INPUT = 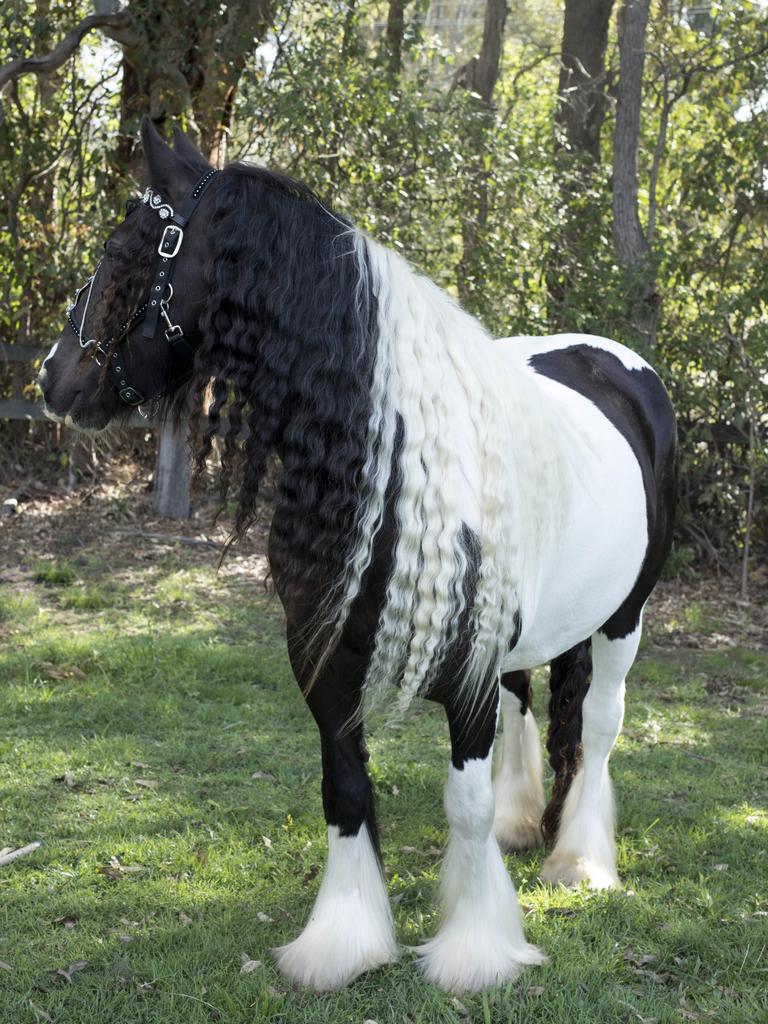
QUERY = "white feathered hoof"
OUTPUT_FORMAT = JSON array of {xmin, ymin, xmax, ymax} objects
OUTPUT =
[
  {"xmin": 274, "ymin": 920, "xmax": 397, "ymax": 991},
  {"xmin": 492, "ymin": 708, "xmax": 545, "ymax": 852},
  {"xmin": 493, "ymin": 811, "xmax": 543, "ymax": 852},
  {"xmin": 274, "ymin": 825, "xmax": 398, "ymax": 990},
  {"xmin": 415, "ymin": 927, "xmax": 546, "ymax": 994},
  {"xmin": 540, "ymin": 849, "xmax": 619, "ymax": 890}
]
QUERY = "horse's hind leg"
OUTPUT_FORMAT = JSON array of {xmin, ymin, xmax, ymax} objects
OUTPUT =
[
  {"xmin": 417, "ymin": 689, "xmax": 545, "ymax": 993},
  {"xmin": 541, "ymin": 619, "xmax": 642, "ymax": 889},
  {"xmin": 274, "ymin": 671, "xmax": 397, "ymax": 990},
  {"xmin": 493, "ymin": 670, "xmax": 545, "ymax": 851},
  {"xmin": 541, "ymin": 640, "xmax": 592, "ymax": 843}
]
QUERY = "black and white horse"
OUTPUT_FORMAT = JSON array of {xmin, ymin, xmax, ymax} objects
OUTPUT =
[{"xmin": 38, "ymin": 120, "xmax": 677, "ymax": 994}]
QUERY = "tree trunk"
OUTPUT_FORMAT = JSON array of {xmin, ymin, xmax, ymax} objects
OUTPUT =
[
  {"xmin": 382, "ymin": 0, "xmax": 409, "ymax": 76},
  {"xmin": 555, "ymin": 0, "xmax": 614, "ymax": 160},
  {"xmin": 153, "ymin": 424, "xmax": 191, "ymax": 519},
  {"xmin": 613, "ymin": 0, "xmax": 659, "ymax": 349},
  {"xmin": 547, "ymin": 0, "xmax": 614, "ymax": 330},
  {"xmin": 456, "ymin": 0, "xmax": 507, "ymax": 308},
  {"xmin": 98, "ymin": 0, "xmax": 277, "ymax": 517}
]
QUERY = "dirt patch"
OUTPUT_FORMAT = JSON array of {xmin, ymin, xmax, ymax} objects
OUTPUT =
[
  {"xmin": 2, "ymin": 458, "xmax": 766, "ymax": 655},
  {"xmin": 645, "ymin": 577, "xmax": 767, "ymax": 652},
  {"xmin": 0, "ymin": 455, "xmax": 271, "ymax": 590}
]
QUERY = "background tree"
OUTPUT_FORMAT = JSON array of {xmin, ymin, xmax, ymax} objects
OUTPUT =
[
  {"xmin": 547, "ymin": 0, "xmax": 614, "ymax": 330},
  {"xmin": 1, "ymin": 0, "xmax": 766, "ymax": 580}
]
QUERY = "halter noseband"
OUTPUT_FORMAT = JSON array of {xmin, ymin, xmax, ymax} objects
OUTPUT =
[{"xmin": 66, "ymin": 168, "xmax": 218, "ymax": 409}]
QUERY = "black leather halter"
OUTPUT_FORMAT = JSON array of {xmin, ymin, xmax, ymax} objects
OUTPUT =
[{"xmin": 66, "ymin": 168, "xmax": 218, "ymax": 408}]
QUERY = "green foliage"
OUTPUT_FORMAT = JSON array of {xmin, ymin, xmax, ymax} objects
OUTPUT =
[
  {"xmin": 1, "ymin": 0, "xmax": 766, "ymax": 566},
  {"xmin": 0, "ymin": 0, "xmax": 125, "ymax": 405}
]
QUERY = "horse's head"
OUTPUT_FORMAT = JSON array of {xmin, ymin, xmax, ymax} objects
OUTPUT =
[{"xmin": 38, "ymin": 119, "xmax": 216, "ymax": 429}]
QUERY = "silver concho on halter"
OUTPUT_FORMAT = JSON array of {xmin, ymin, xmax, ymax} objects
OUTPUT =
[{"xmin": 141, "ymin": 187, "xmax": 174, "ymax": 221}]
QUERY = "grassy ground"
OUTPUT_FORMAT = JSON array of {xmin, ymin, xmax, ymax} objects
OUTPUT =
[{"xmin": 0, "ymin": 487, "xmax": 766, "ymax": 1024}]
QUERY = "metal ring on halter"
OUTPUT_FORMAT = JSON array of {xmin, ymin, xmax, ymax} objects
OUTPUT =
[{"xmin": 76, "ymin": 262, "xmax": 102, "ymax": 348}]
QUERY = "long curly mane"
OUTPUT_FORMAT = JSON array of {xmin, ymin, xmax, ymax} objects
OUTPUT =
[{"xmin": 188, "ymin": 165, "xmax": 381, "ymax": 646}]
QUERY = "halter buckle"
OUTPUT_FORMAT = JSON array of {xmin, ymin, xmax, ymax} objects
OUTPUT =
[
  {"xmin": 118, "ymin": 385, "xmax": 145, "ymax": 405},
  {"xmin": 158, "ymin": 224, "xmax": 183, "ymax": 258}
]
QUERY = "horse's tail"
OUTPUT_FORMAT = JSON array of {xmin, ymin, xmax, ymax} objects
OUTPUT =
[{"xmin": 541, "ymin": 639, "xmax": 592, "ymax": 842}]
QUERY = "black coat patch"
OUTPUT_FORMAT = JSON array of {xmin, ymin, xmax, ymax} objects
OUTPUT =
[{"xmin": 529, "ymin": 344, "xmax": 677, "ymax": 639}]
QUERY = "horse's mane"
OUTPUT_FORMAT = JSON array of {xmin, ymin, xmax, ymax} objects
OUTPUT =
[
  {"xmin": 104, "ymin": 160, "xmax": 566, "ymax": 714},
  {"xmin": 188, "ymin": 164, "xmax": 380, "ymax": 634}
]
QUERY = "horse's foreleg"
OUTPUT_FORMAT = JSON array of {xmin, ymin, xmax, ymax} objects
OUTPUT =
[
  {"xmin": 274, "ymin": 687, "xmax": 397, "ymax": 990},
  {"xmin": 541, "ymin": 621, "xmax": 642, "ymax": 889},
  {"xmin": 416, "ymin": 689, "xmax": 545, "ymax": 993},
  {"xmin": 492, "ymin": 670, "xmax": 545, "ymax": 851}
]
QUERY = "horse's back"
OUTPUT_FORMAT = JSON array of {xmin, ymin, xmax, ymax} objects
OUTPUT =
[
  {"xmin": 502, "ymin": 332, "xmax": 676, "ymax": 482},
  {"xmin": 497, "ymin": 332, "xmax": 677, "ymax": 665}
]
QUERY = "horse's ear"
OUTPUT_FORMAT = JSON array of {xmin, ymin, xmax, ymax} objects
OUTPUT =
[
  {"xmin": 172, "ymin": 125, "xmax": 212, "ymax": 174},
  {"xmin": 140, "ymin": 116, "xmax": 201, "ymax": 196}
]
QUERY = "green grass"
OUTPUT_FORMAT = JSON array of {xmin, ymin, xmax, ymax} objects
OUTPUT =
[
  {"xmin": 1, "ymin": 550, "xmax": 766, "ymax": 1024},
  {"xmin": 32, "ymin": 560, "xmax": 77, "ymax": 586}
]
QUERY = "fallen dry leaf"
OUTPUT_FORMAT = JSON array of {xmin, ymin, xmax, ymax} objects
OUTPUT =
[
  {"xmin": 97, "ymin": 856, "xmax": 141, "ymax": 880},
  {"xmin": 29, "ymin": 1001, "xmax": 53, "ymax": 1022},
  {"xmin": 251, "ymin": 771, "xmax": 277, "ymax": 782},
  {"xmin": 54, "ymin": 960, "xmax": 89, "ymax": 983},
  {"xmin": 262, "ymin": 835, "xmax": 272, "ymax": 849},
  {"xmin": 0, "ymin": 961, "xmax": 12, "ymax": 971},
  {"xmin": 545, "ymin": 906, "xmax": 577, "ymax": 917},
  {"xmin": 134, "ymin": 778, "xmax": 159, "ymax": 790},
  {"xmin": 257, "ymin": 911, "xmax": 273, "ymax": 923},
  {"xmin": 624, "ymin": 946, "xmax": 660, "ymax": 967}
]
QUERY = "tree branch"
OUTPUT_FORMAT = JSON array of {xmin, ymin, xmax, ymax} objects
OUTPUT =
[{"xmin": 0, "ymin": 11, "xmax": 132, "ymax": 93}]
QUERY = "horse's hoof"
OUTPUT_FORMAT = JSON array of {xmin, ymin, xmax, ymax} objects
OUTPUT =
[
  {"xmin": 274, "ymin": 933, "xmax": 397, "ymax": 991},
  {"xmin": 416, "ymin": 934, "xmax": 546, "ymax": 994},
  {"xmin": 540, "ymin": 850, "xmax": 619, "ymax": 890},
  {"xmin": 493, "ymin": 815, "xmax": 543, "ymax": 852}
]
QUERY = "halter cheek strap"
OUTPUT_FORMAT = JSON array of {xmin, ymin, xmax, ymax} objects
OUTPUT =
[
  {"xmin": 140, "ymin": 168, "xmax": 218, "ymax": 346},
  {"xmin": 93, "ymin": 167, "xmax": 219, "ymax": 407}
]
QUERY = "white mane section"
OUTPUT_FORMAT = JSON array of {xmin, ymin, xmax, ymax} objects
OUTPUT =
[
  {"xmin": 352, "ymin": 235, "xmax": 566, "ymax": 715},
  {"xmin": 306, "ymin": 229, "xmax": 568, "ymax": 714}
]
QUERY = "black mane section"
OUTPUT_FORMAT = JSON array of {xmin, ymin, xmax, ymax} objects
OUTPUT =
[{"xmin": 191, "ymin": 163, "xmax": 379, "ymax": 608}]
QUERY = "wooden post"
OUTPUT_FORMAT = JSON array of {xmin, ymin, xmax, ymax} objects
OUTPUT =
[{"xmin": 153, "ymin": 422, "xmax": 191, "ymax": 518}]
